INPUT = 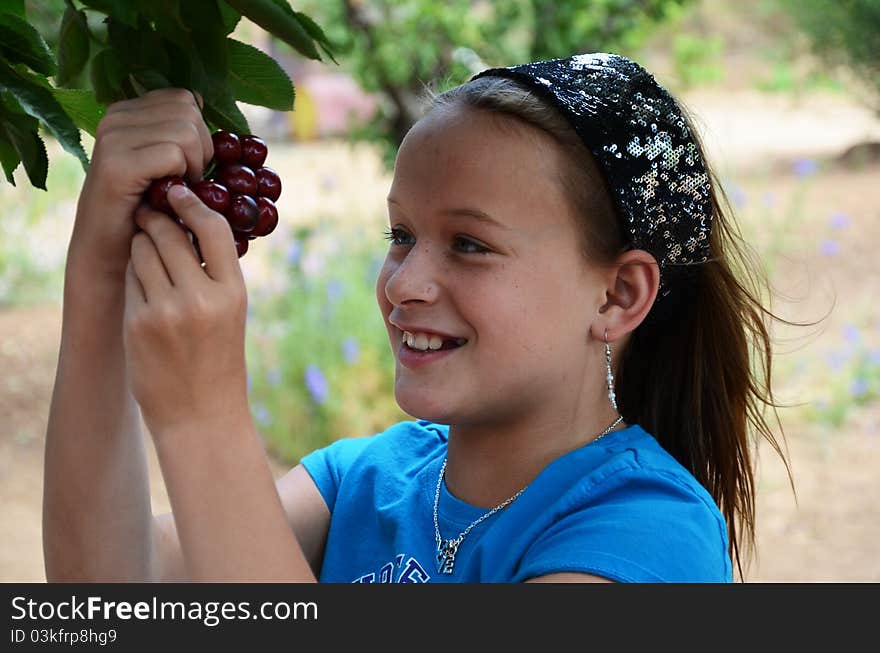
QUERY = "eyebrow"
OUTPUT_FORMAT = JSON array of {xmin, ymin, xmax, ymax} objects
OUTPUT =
[{"xmin": 387, "ymin": 198, "xmax": 511, "ymax": 231}]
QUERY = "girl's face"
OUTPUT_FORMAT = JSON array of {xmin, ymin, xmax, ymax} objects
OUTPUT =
[{"xmin": 376, "ymin": 105, "xmax": 610, "ymax": 427}]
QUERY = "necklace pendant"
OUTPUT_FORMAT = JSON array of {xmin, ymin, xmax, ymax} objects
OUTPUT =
[{"xmin": 436, "ymin": 539, "xmax": 459, "ymax": 574}]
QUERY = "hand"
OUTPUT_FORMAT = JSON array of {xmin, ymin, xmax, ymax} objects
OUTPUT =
[
  {"xmin": 123, "ymin": 184, "xmax": 249, "ymax": 439},
  {"xmin": 69, "ymin": 88, "xmax": 213, "ymax": 284}
]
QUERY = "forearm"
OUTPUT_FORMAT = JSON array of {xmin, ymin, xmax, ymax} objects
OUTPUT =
[
  {"xmin": 42, "ymin": 269, "xmax": 155, "ymax": 581},
  {"xmin": 153, "ymin": 413, "xmax": 316, "ymax": 582}
]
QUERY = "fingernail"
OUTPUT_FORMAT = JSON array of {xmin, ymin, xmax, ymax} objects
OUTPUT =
[{"xmin": 168, "ymin": 184, "xmax": 189, "ymax": 200}]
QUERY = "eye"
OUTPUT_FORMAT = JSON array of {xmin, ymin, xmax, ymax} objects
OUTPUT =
[
  {"xmin": 383, "ymin": 227, "xmax": 414, "ymax": 247},
  {"xmin": 454, "ymin": 236, "xmax": 491, "ymax": 255}
]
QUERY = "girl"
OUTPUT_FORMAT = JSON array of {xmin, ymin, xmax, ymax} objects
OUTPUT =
[{"xmin": 43, "ymin": 52, "xmax": 792, "ymax": 583}]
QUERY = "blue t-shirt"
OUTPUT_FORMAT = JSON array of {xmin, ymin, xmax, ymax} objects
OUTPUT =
[{"xmin": 300, "ymin": 420, "xmax": 733, "ymax": 583}]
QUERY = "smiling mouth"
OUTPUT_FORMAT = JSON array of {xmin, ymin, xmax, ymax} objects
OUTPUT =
[{"xmin": 400, "ymin": 330, "xmax": 467, "ymax": 352}]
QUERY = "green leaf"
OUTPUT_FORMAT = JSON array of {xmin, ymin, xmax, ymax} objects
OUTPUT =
[
  {"xmin": 130, "ymin": 69, "xmax": 172, "ymax": 93},
  {"xmin": 0, "ymin": 132, "xmax": 20, "ymax": 184},
  {"xmin": 0, "ymin": 60, "xmax": 88, "ymax": 171},
  {"xmin": 78, "ymin": 0, "xmax": 138, "ymax": 27},
  {"xmin": 0, "ymin": 111, "xmax": 48, "ymax": 189},
  {"xmin": 105, "ymin": 16, "xmax": 138, "ymax": 68},
  {"xmin": 223, "ymin": 0, "xmax": 321, "ymax": 61},
  {"xmin": 218, "ymin": 2, "xmax": 242, "ymax": 34},
  {"xmin": 161, "ymin": 39, "xmax": 197, "ymax": 91},
  {"xmin": 136, "ymin": 0, "xmax": 190, "ymax": 49},
  {"xmin": 180, "ymin": 0, "xmax": 229, "ymax": 83},
  {"xmin": 51, "ymin": 87, "xmax": 104, "ymax": 137},
  {"xmin": 90, "ymin": 47, "xmax": 127, "ymax": 104},
  {"xmin": 292, "ymin": 10, "xmax": 338, "ymax": 65},
  {"xmin": 228, "ymin": 38, "xmax": 293, "ymax": 110},
  {"xmin": 203, "ymin": 78, "xmax": 249, "ymax": 134},
  {"xmin": 0, "ymin": 13, "xmax": 57, "ymax": 76},
  {"xmin": 0, "ymin": 59, "xmax": 88, "ymax": 164},
  {"xmin": 56, "ymin": 2, "xmax": 91, "ymax": 87},
  {"xmin": 0, "ymin": 1, "xmax": 25, "ymax": 18}
]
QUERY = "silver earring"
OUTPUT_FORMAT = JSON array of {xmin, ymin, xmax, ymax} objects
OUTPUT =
[{"xmin": 604, "ymin": 330, "xmax": 618, "ymax": 412}]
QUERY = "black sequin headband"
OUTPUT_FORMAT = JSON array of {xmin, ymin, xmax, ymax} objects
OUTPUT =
[{"xmin": 471, "ymin": 53, "xmax": 713, "ymax": 317}]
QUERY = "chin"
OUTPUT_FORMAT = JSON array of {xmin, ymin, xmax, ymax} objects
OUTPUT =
[{"xmin": 394, "ymin": 385, "xmax": 457, "ymax": 425}]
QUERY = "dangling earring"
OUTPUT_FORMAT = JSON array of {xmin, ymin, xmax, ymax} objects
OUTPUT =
[{"xmin": 604, "ymin": 329, "xmax": 618, "ymax": 412}]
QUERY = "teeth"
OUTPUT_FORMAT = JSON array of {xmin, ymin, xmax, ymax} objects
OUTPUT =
[{"xmin": 402, "ymin": 330, "xmax": 461, "ymax": 351}]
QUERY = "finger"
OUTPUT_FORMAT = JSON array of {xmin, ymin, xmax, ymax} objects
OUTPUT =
[
  {"xmin": 105, "ymin": 88, "xmax": 202, "ymax": 118},
  {"xmin": 130, "ymin": 228, "xmax": 174, "ymax": 301},
  {"xmin": 125, "ymin": 258, "xmax": 146, "ymax": 307},
  {"xmin": 166, "ymin": 184, "xmax": 242, "ymax": 284},
  {"xmin": 126, "ymin": 123, "xmax": 206, "ymax": 183},
  {"xmin": 133, "ymin": 204, "xmax": 203, "ymax": 289},
  {"xmin": 98, "ymin": 105, "xmax": 213, "ymax": 171}
]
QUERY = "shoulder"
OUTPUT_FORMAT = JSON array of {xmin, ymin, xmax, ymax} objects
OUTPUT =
[
  {"xmin": 299, "ymin": 420, "xmax": 447, "ymax": 510},
  {"xmin": 302, "ymin": 419, "xmax": 447, "ymax": 469},
  {"xmin": 513, "ymin": 424, "xmax": 732, "ymax": 582},
  {"xmin": 566, "ymin": 424, "xmax": 723, "ymax": 519}
]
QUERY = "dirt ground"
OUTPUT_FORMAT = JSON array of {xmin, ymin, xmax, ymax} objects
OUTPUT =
[{"xmin": 1, "ymin": 87, "xmax": 878, "ymax": 582}]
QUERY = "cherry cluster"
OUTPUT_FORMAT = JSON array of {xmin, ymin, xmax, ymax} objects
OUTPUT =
[{"xmin": 146, "ymin": 130, "xmax": 281, "ymax": 259}]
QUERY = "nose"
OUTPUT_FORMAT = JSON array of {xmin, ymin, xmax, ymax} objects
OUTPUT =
[{"xmin": 383, "ymin": 245, "xmax": 440, "ymax": 306}]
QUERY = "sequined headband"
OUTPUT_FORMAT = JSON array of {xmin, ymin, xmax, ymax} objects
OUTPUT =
[{"xmin": 471, "ymin": 53, "xmax": 713, "ymax": 317}]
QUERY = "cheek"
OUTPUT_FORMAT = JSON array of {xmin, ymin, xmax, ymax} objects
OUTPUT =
[{"xmin": 374, "ymin": 258, "xmax": 394, "ymax": 316}]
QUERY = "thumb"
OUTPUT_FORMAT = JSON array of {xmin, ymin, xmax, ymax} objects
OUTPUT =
[{"xmin": 166, "ymin": 184, "xmax": 240, "ymax": 283}]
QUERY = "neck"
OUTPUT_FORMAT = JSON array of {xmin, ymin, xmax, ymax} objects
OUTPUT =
[{"xmin": 443, "ymin": 407, "xmax": 625, "ymax": 510}]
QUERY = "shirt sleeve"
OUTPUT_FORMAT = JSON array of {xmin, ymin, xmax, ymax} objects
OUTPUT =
[
  {"xmin": 515, "ymin": 467, "xmax": 732, "ymax": 583},
  {"xmin": 300, "ymin": 436, "xmax": 373, "ymax": 513}
]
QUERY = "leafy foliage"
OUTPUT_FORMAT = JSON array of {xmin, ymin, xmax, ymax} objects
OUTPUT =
[
  {"xmin": 0, "ymin": 0, "xmax": 336, "ymax": 190},
  {"xmin": 776, "ymin": 0, "xmax": 880, "ymax": 112},
  {"xmin": 295, "ymin": 0, "xmax": 691, "ymax": 169}
]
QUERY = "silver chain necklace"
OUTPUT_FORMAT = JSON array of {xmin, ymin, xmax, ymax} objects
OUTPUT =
[{"xmin": 432, "ymin": 415, "xmax": 624, "ymax": 575}]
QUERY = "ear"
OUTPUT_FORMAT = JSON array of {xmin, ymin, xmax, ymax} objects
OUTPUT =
[{"xmin": 591, "ymin": 249, "xmax": 659, "ymax": 342}]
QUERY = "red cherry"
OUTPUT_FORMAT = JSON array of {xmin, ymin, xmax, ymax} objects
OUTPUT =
[
  {"xmin": 251, "ymin": 197, "xmax": 279, "ymax": 237},
  {"xmin": 217, "ymin": 164, "xmax": 257, "ymax": 197},
  {"xmin": 225, "ymin": 194, "xmax": 259, "ymax": 233},
  {"xmin": 147, "ymin": 176, "xmax": 187, "ymax": 215},
  {"xmin": 255, "ymin": 166, "xmax": 282, "ymax": 201},
  {"xmin": 191, "ymin": 180, "xmax": 231, "ymax": 214},
  {"xmin": 240, "ymin": 135, "xmax": 268, "ymax": 168},
  {"xmin": 212, "ymin": 130, "xmax": 241, "ymax": 165},
  {"xmin": 235, "ymin": 238, "xmax": 249, "ymax": 258}
]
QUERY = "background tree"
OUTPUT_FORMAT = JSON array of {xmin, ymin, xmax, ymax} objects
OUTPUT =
[
  {"xmin": 293, "ymin": 0, "xmax": 693, "ymax": 169},
  {"xmin": 776, "ymin": 0, "xmax": 880, "ymax": 115}
]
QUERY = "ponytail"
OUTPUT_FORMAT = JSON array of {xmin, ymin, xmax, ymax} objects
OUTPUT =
[{"xmin": 617, "ymin": 162, "xmax": 796, "ymax": 580}]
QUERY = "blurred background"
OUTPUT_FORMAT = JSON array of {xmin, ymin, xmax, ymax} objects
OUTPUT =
[{"xmin": 1, "ymin": 0, "xmax": 878, "ymax": 582}]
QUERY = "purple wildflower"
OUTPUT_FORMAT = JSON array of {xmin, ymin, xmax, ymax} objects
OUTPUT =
[
  {"xmin": 327, "ymin": 279, "xmax": 345, "ymax": 303},
  {"xmin": 253, "ymin": 403, "xmax": 273, "ymax": 426},
  {"xmin": 820, "ymin": 240, "xmax": 840, "ymax": 257},
  {"xmin": 792, "ymin": 158, "xmax": 818, "ymax": 178},
  {"xmin": 286, "ymin": 239, "xmax": 303, "ymax": 267},
  {"xmin": 842, "ymin": 324, "xmax": 861, "ymax": 346},
  {"xmin": 304, "ymin": 364, "xmax": 329, "ymax": 405},
  {"xmin": 851, "ymin": 378, "xmax": 869, "ymax": 398},
  {"xmin": 342, "ymin": 337, "xmax": 360, "ymax": 364},
  {"xmin": 825, "ymin": 351, "xmax": 848, "ymax": 372},
  {"xmin": 829, "ymin": 212, "xmax": 851, "ymax": 230}
]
